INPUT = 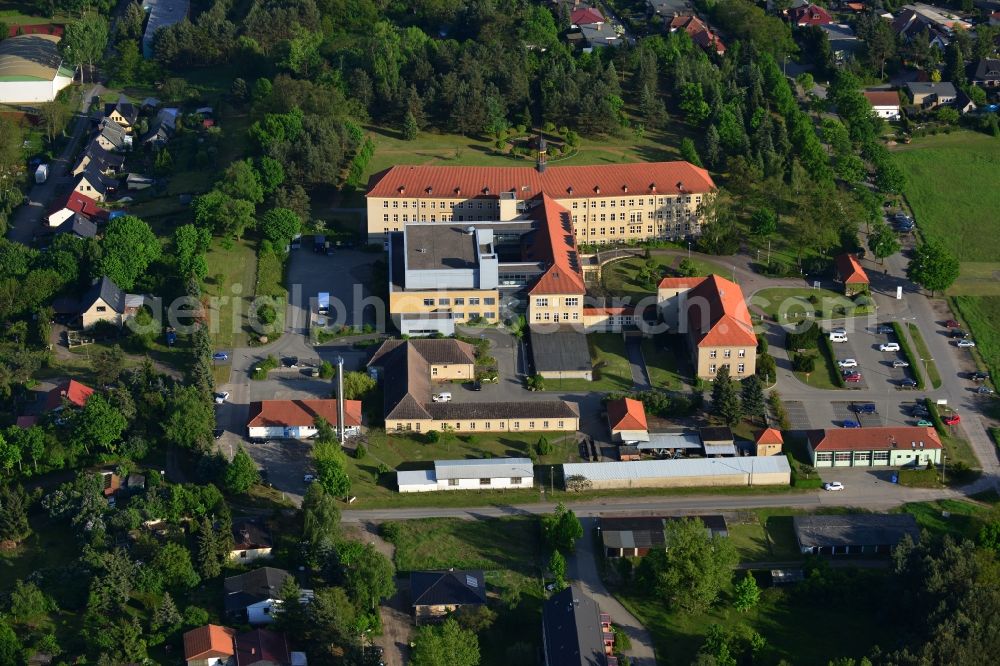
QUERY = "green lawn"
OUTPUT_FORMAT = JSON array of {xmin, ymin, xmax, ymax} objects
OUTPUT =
[
  {"xmin": 898, "ymin": 498, "xmax": 999, "ymax": 541},
  {"xmin": 893, "ymin": 131, "xmax": 1000, "ymax": 263},
  {"xmin": 361, "ymin": 124, "xmax": 695, "ymax": 184},
  {"xmin": 640, "ymin": 335, "xmax": 685, "ymax": 390},
  {"xmin": 540, "ymin": 333, "xmax": 635, "ymax": 392},
  {"xmin": 791, "ymin": 349, "xmax": 841, "ymax": 391},
  {"xmin": 953, "ymin": 295, "xmax": 1000, "ymax": 406},
  {"xmin": 751, "ymin": 287, "xmax": 871, "ymax": 322},
  {"xmin": 906, "ymin": 322, "xmax": 941, "ymax": 389},
  {"xmin": 600, "ymin": 254, "xmax": 733, "ymax": 302},
  {"xmin": 940, "ymin": 433, "xmax": 981, "ymax": 473},
  {"xmin": 203, "ymin": 239, "xmax": 258, "ymax": 353}
]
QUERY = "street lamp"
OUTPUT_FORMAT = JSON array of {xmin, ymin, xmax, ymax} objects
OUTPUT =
[{"xmin": 687, "ymin": 241, "xmax": 691, "ymax": 259}]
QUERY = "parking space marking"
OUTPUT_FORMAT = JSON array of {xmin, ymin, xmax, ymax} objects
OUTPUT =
[{"xmin": 783, "ymin": 401, "xmax": 812, "ymax": 429}]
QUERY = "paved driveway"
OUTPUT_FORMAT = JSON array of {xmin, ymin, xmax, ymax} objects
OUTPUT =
[
  {"xmin": 626, "ymin": 336, "xmax": 651, "ymax": 389},
  {"xmin": 286, "ymin": 245, "xmax": 382, "ymax": 332}
]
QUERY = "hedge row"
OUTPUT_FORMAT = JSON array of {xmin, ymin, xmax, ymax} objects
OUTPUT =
[{"xmin": 891, "ymin": 322, "xmax": 925, "ymax": 390}]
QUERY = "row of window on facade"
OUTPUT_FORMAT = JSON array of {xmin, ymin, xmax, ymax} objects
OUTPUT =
[
  {"xmin": 420, "ymin": 297, "xmax": 497, "ymax": 306},
  {"xmin": 815, "ymin": 451, "xmax": 891, "ymax": 463},
  {"xmin": 397, "ymin": 420, "xmax": 566, "ymax": 431},
  {"xmin": 535, "ymin": 311, "xmax": 579, "ymax": 322},
  {"xmin": 573, "ymin": 211, "xmax": 696, "ymax": 222},
  {"xmin": 709, "ymin": 363, "xmax": 746, "ymax": 374},
  {"xmin": 709, "ymin": 349, "xmax": 748, "ymax": 359},
  {"xmin": 449, "ymin": 477, "xmax": 525, "ymax": 486},
  {"xmin": 382, "ymin": 196, "xmax": 700, "ymax": 210},
  {"xmin": 382, "ymin": 211, "xmax": 696, "ymax": 224}
]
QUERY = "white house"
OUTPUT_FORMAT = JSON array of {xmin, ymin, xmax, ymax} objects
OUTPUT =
[
  {"xmin": 247, "ymin": 399, "xmax": 362, "ymax": 439},
  {"xmin": 0, "ymin": 34, "xmax": 73, "ymax": 104},
  {"xmin": 229, "ymin": 520, "xmax": 273, "ymax": 562},
  {"xmin": 397, "ymin": 458, "xmax": 535, "ymax": 493},
  {"xmin": 224, "ymin": 567, "xmax": 312, "ymax": 625},
  {"xmin": 863, "ymin": 90, "xmax": 902, "ymax": 120}
]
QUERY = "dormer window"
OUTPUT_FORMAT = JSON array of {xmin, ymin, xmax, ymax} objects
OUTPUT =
[
  {"xmin": 593, "ymin": 186, "xmax": 600, "ymax": 194},
  {"xmin": 622, "ymin": 185, "xmax": 628, "ymax": 193},
  {"xmin": 649, "ymin": 183, "xmax": 657, "ymax": 192},
  {"xmin": 398, "ymin": 186, "xmax": 405, "ymax": 194},
  {"xmin": 425, "ymin": 186, "xmax": 433, "ymax": 194}
]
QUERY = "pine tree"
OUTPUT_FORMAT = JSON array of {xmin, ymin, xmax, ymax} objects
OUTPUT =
[
  {"xmin": 152, "ymin": 592, "xmax": 181, "ymax": 631},
  {"xmin": 197, "ymin": 517, "xmax": 221, "ymax": 579},
  {"xmin": 711, "ymin": 365, "xmax": 743, "ymax": 427},
  {"xmin": 740, "ymin": 375, "xmax": 766, "ymax": 424},
  {"xmin": 402, "ymin": 111, "xmax": 418, "ymax": 141},
  {"xmin": 0, "ymin": 485, "xmax": 31, "ymax": 543}
]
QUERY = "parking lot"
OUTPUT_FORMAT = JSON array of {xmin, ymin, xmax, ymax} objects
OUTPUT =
[
  {"xmin": 286, "ymin": 244, "xmax": 383, "ymax": 332},
  {"xmin": 824, "ymin": 322, "xmax": 918, "ymax": 391}
]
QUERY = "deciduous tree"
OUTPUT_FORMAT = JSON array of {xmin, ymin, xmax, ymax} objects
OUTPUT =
[
  {"xmin": 223, "ymin": 445, "xmax": 260, "ymax": 494},
  {"xmin": 542, "ymin": 502, "xmax": 583, "ymax": 553},
  {"xmin": 98, "ymin": 215, "xmax": 161, "ymax": 291},
  {"xmin": 906, "ymin": 240, "xmax": 960, "ymax": 296},
  {"xmin": 411, "ymin": 618, "xmax": 480, "ymax": 666}
]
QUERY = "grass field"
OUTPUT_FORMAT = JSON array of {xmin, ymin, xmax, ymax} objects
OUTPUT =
[
  {"xmin": 953, "ymin": 295, "xmax": 1000, "ymax": 398},
  {"xmin": 640, "ymin": 335, "xmax": 685, "ymax": 390},
  {"xmin": 203, "ymin": 239, "xmax": 258, "ymax": 375},
  {"xmin": 893, "ymin": 131, "xmax": 1000, "ymax": 263},
  {"xmin": 906, "ymin": 322, "xmax": 941, "ymax": 389},
  {"xmin": 361, "ymin": 124, "xmax": 694, "ymax": 183},
  {"xmin": 899, "ymin": 497, "xmax": 999, "ymax": 541},
  {"xmin": 540, "ymin": 333, "xmax": 635, "ymax": 392},
  {"xmin": 600, "ymin": 254, "xmax": 732, "ymax": 302},
  {"xmin": 752, "ymin": 287, "xmax": 870, "ymax": 322}
]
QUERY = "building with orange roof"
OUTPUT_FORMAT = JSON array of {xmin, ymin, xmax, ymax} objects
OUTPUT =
[
  {"xmin": 182, "ymin": 624, "xmax": 236, "ymax": 666},
  {"xmin": 247, "ymin": 399, "xmax": 362, "ymax": 439},
  {"xmin": 862, "ymin": 90, "xmax": 901, "ymax": 120},
  {"xmin": 806, "ymin": 426, "xmax": 942, "ymax": 468},
  {"xmin": 755, "ymin": 428, "xmax": 784, "ymax": 456},
  {"xmin": 44, "ymin": 379, "xmax": 95, "ymax": 411},
  {"xmin": 607, "ymin": 397, "xmax": 649, "ymax": 443},
  {"xmin": 835, "ymin": 253, "xmax": 869, "ymax": 296},
  {"xmin": 656, "ymin": 274, "xmax": 757, "ymax": 380},
  {"xmin": 366, "ymin": 160, "xmax": 715, "ymax": 244}
]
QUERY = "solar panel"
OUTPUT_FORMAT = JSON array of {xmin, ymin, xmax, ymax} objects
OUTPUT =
[{"xmin": 466, "ymin": 575, "xmax": 478, "ymax": 588}]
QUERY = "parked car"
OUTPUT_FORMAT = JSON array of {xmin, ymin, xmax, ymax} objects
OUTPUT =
[
  {"xmin": 829, "ymin": 331, "xmax": 848, "ymax": 342},
  {"xmin": 282, "ymin": 356, "xmax": 299, "ymax": 368},
  {"xmin": 916, "ymin": 419, "xmax": 934, "ymax": 427},
  {"xmin": 213, "ymin": 391, "xmax": 229, "ymax": 404},
  {"xmin": 976, "ymin": 385, "xmax": 994, "ymax": 395},
  {"xmin": 943, "ymin": 319, "xmax": 960, "ymax": 328},
  {"xmin": 971, "ymin": 371, "xmax": 990, "ymax": 382},
  {"xmin": 912, "ymin": 406, "xmax": 930, "ymax": 417},
  {"xmin": 875, "ymin": 324, "xmax": 893, "ymax": 334},
  {"xmin": 838, "ymin": 358, "xmax": 859, "ymax": 368},
  {"xmin": 842, "ymin": 420, "xmax": 861, "ymax": 428},
  {"xmin": 212, "ymin": 352, "xmax": 229, "ymax": 361},
  {"xmin": 467, "ymin": 380, "xmax": 483, "ymax": 391},
  {"xmin": 845, "ymin": 373, "xmax": 863, "ymax": 383},
  {"xmin": 892, "ymin": 360, "xmax": 910, "ymax": 368},
  {"xmin": 951, "ymin": 329, "xmax": 970, "ymax": 339},
  {"xmin": 303, "ymin": 474, "xmax": 315, "ymax": 483},
  {"xmin": 943, "ymin": 414, "xmax": 962, "ymax": 426},
  {"xmin": 853, "ymin": 403, "xmax": 877, "ymax": 414},
  {"xmin": 899, "ymin": 378, "xmax": 918, "ymax": 388},
  {"xmin": 957, "ymin": 339, "xmax": 976, "ymax": 348},
  {"xmin": 432, "ymin": 392, "xmax": 452, "ymax": 402},
  {"xmin": 879, "ymin": 343, "xmax": 900, "ymax": 352},
  {"xmin": 823, "ymin": 481, "xmax": 845, "ymax": 491}
]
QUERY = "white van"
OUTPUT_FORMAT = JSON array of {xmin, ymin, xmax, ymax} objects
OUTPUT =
[
  {"xmin": 829, "ymin": 332, "xmax": 848, "ymax": 342},
  {"xmin": 432, "ymin": 392, "xmax": 452, "ymax": 403}
]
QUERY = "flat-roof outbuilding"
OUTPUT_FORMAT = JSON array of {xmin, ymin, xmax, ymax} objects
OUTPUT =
[{"xmin": 793, "ymin": 514, "xmax": 920, "ymax": 555}]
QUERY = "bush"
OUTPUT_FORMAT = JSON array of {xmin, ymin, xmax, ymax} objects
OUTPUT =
[
  {"xmin": 256, "ymin": 303, "xmax": 277, "ymax": 326},
  {"xmin": 769, "ymin": 390, "xmax": 790, "ymax": 430},
  {"xmin": 355, "ymin": 444, "xmax": 367, "ymax": 459},
  {"xmin": 792, "ymin": 353, "xmax": 816, "ymax": 373},
  {"xmin": 424, "ymin": 430, "xmax": 439, "ymax": 443},
  {"xmin": 251, "ymin": 355, "xmax": 279, "ymax": 380},
  {"xmin": 891, "ymin": 322, "xmax": 925, "ymax": 389}
]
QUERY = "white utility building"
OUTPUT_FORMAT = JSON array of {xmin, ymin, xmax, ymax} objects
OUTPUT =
[
  {"xmin": 0, "ymin": 34, "xmax": 73, "ymax": 104},
  {"xmin": 397, "ymin": 458, "xmax": 534, "ymax": 493}
]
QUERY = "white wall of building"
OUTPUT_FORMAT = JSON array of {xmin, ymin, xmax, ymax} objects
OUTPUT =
[
  {"xmin": 248, "ymin": 425, "xmax": 360, "ymax": 439},
  {"xmin": 398, "ymin": 474, "xmax": 534, "ymax": 493},
  {"xmin": 0, "ymin": 74, "xmax": 72, "ymax": 104},
  {"xmin": 247, "ymin": 598, "xmax": 278, "ymax": 625}
]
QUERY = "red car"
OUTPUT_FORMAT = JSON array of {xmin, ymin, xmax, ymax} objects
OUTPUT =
[
  {"xmin": 844, "ymin": 373, "xmax": 863, "ymax": 383},
  {"xmin": 944, "ymin": 320, "xmax": 960, "ymax": 328},
  {"xmin": 943, "ymin": 414, "xmax": 961, "ymax": 426}
]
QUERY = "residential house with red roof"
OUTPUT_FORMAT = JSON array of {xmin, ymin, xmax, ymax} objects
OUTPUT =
[
  {"xmin": 788, "ymin": 3, "xmax": 833, "ymax": 26},
  {"xmin": 44, "ymin": 379, "xmax": 94, "ymax": 411},
  {"xmin": 606, "ymin": 397, "xmax": 649, "ymax": 443},
  {"xmin": 755, "ymin": 428, "xmax": 784, "ymax": 456},
  {"xmin": 669, "ymin": 15, "xmax": 726, "ymax": 55},
  {"xmin": 182, "ymin": 624, "xmax": 236, "ymax": 666},
  {"xmin": 806, "ymin": 426, "xmax": 942, "ymax": 467},
  {"xmin": 835, "ymin": 253, "xmax": 869, "ymax": 296},
  {"xmin": 656, "ymin": 274, "xmax": 757, "ymax": 380},
  {"xmin": 863, "ymin": 90, "xmax": 901, "ymax": 120},
  {"xmin": 247, "ymin": 399, "xmax": 362, "ymax": 439},
  {"xmin": 47, "ymin": 190, "xmax": 106, "ymax": 227},
  {"xmin": 571, "ymin": 7, "xmax": 605, "ymax": 26}
]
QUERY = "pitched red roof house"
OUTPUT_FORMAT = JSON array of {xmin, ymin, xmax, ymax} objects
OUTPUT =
[
  {"xmin": 863, "ymin": 90, "xmax": 901, "ymax": 108},
  {"xmin": 669, "ymin": 15, "xmax": 726, "ymax": 55},
  {"xmin": 607, "ymin": 398, "xmax": 648, "ymax": 433},
  {"xmin": 183, "ymin": 624, "xmax": 236, "ymax": 663},
  {"xmin": 235, "ymin": 629, "xmax": 290, "ymax": 666},
  {"xmin": 658, "ymin": 276, "xmax": 707, "ymax": 290},
  {"xmin": 788, "ymin": 3, "xmax": 833, "ymax": 26},
  {"xmin": 44, "ymin": 379, "xmax": 95, "ymax": 411},
  {"xmin": 571, "ymin": 7, "xmax": 605, "ymax": 26},
  {"xmin": 807, "ymin": 427, "xmax": 942, "ymax": 452},
  {"xmin": 685, "ymin": 275, "xmax": 757, "ymax": 348},
  {"xmin": 527, "ymin": 194, "xmax": 586, "ymax": 296},
  {"xmin": 366, "ymin": 162, "xmax": 716, "ymax": 201},
  {"xmin": 836, "ymin": 253, "xmax": 869, "ymax": 285},
  {"xmin": 247, "ymin": 399, "xmax": 362, "ymax": 429},
  {"xmin": 756, "ymin": 428, "xmax": 784, "ymax": 446},
  {"xmin": 48, "ymin": 190, "xmax": 107, "ymax": 221}
]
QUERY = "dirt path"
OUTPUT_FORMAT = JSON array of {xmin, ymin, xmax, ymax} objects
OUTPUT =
[{"xmin": 358, "ymin": 521, "xmax": 412, "ymax": 666}]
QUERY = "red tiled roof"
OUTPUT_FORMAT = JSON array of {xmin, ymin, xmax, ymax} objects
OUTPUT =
[
  {"xmin": 7, "ymin": 24, "xmax": 63, "ymax": 37},
  {"xmin": 607, "ymin": 398, "xmax": 648, "ymax": 432},
  {"xmin": 836, "ymin": 253, "xmax": 869, "ymax": 284},
  {"xmin": 571, "ymin": 7, "xmax": 605, "ymax": 25},
  {"xmin": 686, "ymin": 274, "xmax": 757, "ymax": 348},
  {"xmin": 755, "ymin": 428, "xmax": 784, "ymax": 445},
  {"xmin": 183, "ymin": 624, "xmax": 236, "ymax": 661},
  {"xmin": 863, "ymin": 90, "xmax": 900, "ymax": 107},
  {"xmin": 235, "ymin": 629, "xmax": 289, "ymax": 666},
  {"xmin": 45, "ymin": 379, "xmax": 94, "ymax": 411},
  {"xmin": 789, "ymin": 4, "xmax": 833, "ymax": 25},
  {"xmin": 527, "ymin": 194, "xmax": 586, "ymax": 296},
  {"xmin": 808, "ymin": 427, "xmax": 942, "ymax": 452},
  {"xmin": 247, "ymin": 399, "xmax": 362, "ymax": 428},
  {"xmin": 845, "ymin": 2, "xmax": 866, "ymax": 11},
  {"xmin": 658, "ymin": 276, "xmax": 707, "ymax": 290},
  {"xmin": 366, "ymin": 162, "xmax": 715, "ymax": 201},
  {"xmin": 49, "ymin": 191, "xmax": 106, "ymax": 218},
  {"xmin": 670, "ymin": 16, "xmax": 726, "ymax": 54}
]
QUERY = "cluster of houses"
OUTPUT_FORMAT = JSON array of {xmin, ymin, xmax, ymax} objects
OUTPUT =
[{"xmin": 558, "ymin": 0, "xmax": 725, "ymax": 55}]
